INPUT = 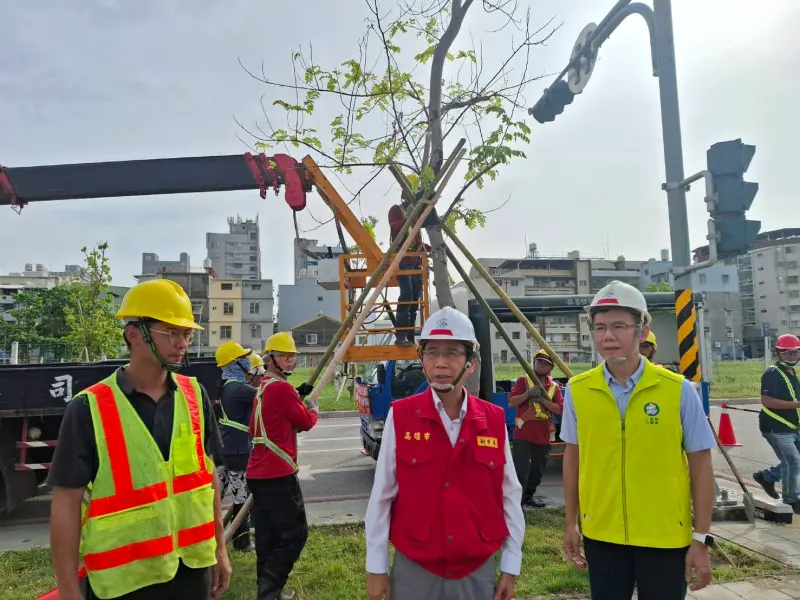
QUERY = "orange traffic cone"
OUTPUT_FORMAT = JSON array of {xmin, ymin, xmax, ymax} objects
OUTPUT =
[{"xmin": 718, "ymin": 408, "xmax": 742, "ymax": 447}]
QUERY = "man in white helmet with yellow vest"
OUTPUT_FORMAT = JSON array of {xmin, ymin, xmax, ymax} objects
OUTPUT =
[
  {"xmin": 247, "ymin": 332, "xmax": 319, "ymax": 600},
  {"xmin": 365, "ymin": 306, "xmax": 525, "ymax": 600},
  {"xmin": 48, "ymin": 279, "xmax": 231, "ymax": 600},
  {"xmin": 560, "ymin": 280, "xmax": 716, "ymax": 600}
]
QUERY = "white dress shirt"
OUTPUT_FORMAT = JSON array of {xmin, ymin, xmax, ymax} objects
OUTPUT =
[{"xmin": 364, "ymin": 388, "xmax": 525, "ymax": 576}]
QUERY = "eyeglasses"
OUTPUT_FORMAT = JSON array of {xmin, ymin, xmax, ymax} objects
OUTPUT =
[
  {"xmin": 590, "ymin": 323, "xmax": 638, "ymax": 336},
  {"xmin": 149, "ymin": 328, "xmax": 194, "ymax": 344},
  {"xmin": 421, "ymin": 348, "xmax": 467, "ymax": 360}
]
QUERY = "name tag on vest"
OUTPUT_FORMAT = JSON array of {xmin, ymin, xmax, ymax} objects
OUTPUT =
[{"xmin": 477, "ymin": 436, "xmax": 498, "ymax": 448}]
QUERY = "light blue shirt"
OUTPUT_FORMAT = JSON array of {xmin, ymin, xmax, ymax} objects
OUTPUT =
[{"xmin": 559, "ymin": 357, "xmax": 716, "ymax": 453}]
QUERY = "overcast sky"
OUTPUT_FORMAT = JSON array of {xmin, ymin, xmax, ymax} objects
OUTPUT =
[{"xmin": 1, "ymin": 0, "xmax": 797, "ymax": 292}]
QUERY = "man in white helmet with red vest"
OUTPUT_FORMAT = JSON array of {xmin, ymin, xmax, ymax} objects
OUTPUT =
[
  {"xmin": 365, "ymin": 306, "xmax": 525, "ymax": 600},
  {"xmin": 560, "ymin": 280, "xmax": 716, "ymax": 600}
]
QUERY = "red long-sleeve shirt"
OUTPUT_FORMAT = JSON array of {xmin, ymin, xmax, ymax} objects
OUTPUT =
[
  {"xmin": 388, "ymin": 203, "xmax": 425, "ymax": 267},
  {"xmin": 246, "ymin": 378, "xmax": 318, "ymax": 479}
]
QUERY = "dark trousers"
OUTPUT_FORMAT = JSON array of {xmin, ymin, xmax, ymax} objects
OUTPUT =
[
  {"xmin": 397, "ymin": 264, "xmax": 422, "ymax": 341},
  {"xmin": 512, "ymin": 440, "xmax": 549, "ymax": 500},
  {"xmin": 584, "ymin": 537, "xmax": 688, "ymax": 600},
  {"xmin": 86, "ymin": 563, "xmax": 210, "ymax": 599},
  {"xmin": 248, "ymin": 474, "xmax": 309, "ymax": 588}
]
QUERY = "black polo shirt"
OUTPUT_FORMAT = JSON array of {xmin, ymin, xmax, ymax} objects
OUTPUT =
[
  {"xmin": 759, "ymin": 364, "xmax": 800, "ymax": 434},
  {"xmin": 48, "ymin": 368, "xmax": 222, "ymax": 489}
]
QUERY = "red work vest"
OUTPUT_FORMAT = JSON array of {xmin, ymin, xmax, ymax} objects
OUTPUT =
[{"xmin": 388, "ymin": 389, "xmax": 510, "ymax": 579}]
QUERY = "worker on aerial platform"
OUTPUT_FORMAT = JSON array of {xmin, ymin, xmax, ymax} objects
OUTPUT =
[
  {"xmin": 388, "ymin": 173, "xmax": 431, "ymax": 347},
  {"xmin": 248, "ymin": 332, "xmax": 318, "ymax": 600},
  {"xmin": 49, "ymin": 279, "xmax": 230, "ymax": 600},
  {"xmin": 365, "ymin": 306, "xmax": 525, "ymax": 600},
  {"xmin": 561, "ymin": 280, "xmax": 716, "ymax": 600}
]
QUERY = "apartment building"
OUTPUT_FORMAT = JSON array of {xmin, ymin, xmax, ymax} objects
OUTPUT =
[
  {"xmin": 294, "ymin": 237, "xmax": 346, "ymax": 283},
  {"xmin": 640, "ymin": 250, "xmax": 743, "ymax": 359},
  {"xmin": 735, "ymin": 228, "xmax": 800, "ymax": 355},
  {"xmin": 141, "ymin": 252, "xmax": 190, "ymax": 275},
  {"xmin": 208, "ymin": 278, "xmax": 274, "ymax": 351},
  {"xmin": 206, "ymin": 215, "xmax": 261, "ymax": 280}
]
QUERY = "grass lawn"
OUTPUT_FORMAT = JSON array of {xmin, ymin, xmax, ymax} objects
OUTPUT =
[
  {"xmin": 2, "ymin": 509, "xmax": 791, "ymax": 600},
  {"xmin": 298, "ymin": 359, "xmax": 764, "ymax": 413}
]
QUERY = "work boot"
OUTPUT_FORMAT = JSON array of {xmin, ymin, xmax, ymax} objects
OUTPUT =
[
  {"xmin": 257, "ymin": 577, "xmax": 284, "ymax": 600},
  {"xmin": 395, "ymin": 312, "xmax": 412, "ymax": 346},
  {"xmin": 522, "ymin": 496, "xmax": 547, "ymax": 509},
  {"xmin": 791, "ymin": 501, "xmax": 800, "ymax": 515},
  {"xmin": 753, "ymin": 472, "xmax": 780, "ymax": 500}
]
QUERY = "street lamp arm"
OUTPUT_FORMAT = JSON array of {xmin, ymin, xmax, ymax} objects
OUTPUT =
[{"xmin": 591, "ymin": 3, "xmax": 659, "ymax": 76}]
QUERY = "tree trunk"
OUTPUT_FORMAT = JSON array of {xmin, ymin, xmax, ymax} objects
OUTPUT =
[{"xmin": 427, "ymin": 225, "xmax": 454, "ymax": 308}]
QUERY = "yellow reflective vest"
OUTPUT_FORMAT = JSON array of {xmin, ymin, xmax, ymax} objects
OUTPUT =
[
  {"xmin": 79, "ymin": 371, "xmax": 217, "ymax": 599},
  {"xmin": 570, "ymin": 360, "xmax": 692, "ymax": 549},
  {"xmin": 525, "ymin": 376, "xmax": 558, "ymax": 419}
]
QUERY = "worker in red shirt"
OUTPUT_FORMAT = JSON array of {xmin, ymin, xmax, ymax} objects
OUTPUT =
[
  {"xmin": 508, "ymin": 349, "xmax": 564, "ymax": 508},
  {"xmin": 247, "ymin": 332, "xmax": 318, "ymax": 600},
  {"xmin": 388, "ymin": 174, "xmax": 430, "ymax": 346},
  {"xmin": 365, "ymin": 307, "xmax": 525, "ymax": 600}
]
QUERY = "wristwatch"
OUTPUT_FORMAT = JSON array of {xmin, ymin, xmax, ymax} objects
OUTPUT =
[{"xmin": 692, "ymin": 532, "xmax": 715, "ymax": 547}]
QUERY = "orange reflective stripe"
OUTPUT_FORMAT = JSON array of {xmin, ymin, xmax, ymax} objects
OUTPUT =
[
  {"xmin": 177, "ymin": 521, "xmax": 216, "ymax": 548},
  {"xmin": 83, "ymin": 535, "xmax": 174, "ymax": 571},
  {"xmin": 86, "ymin": 383, "xmax": 169, "ymax": 518},
  {"xmin": 172, "ymin": 375, "xmax": 213, "ymax": 493}
]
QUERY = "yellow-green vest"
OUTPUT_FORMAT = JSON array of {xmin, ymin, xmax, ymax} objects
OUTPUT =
[
  {"xmin": 571, "ymin": 361, "xmax": 692, "ymax": 549},
  {"xmin": 760, "ymin": 365, "xmax": 799, "ymax": 429},
  {"xmin": 79, "ymin": 371, "xmax": 217, "ymax": 599}
]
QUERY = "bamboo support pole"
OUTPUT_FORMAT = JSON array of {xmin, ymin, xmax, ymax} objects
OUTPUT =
[{"xmin": 441, "ymin": 222, "xmax": 575, "ymax": 379}]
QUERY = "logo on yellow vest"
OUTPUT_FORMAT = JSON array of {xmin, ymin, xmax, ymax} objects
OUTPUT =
[
  {"xmin": 644, "ymin": 402, "xmax": 660, "ymax": 425},
  {"xmin": 477, "ymin": 436, "xmax": 499, "ymax": 448}
]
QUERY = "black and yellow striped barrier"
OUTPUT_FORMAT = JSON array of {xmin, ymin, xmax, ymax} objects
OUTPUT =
[{"xmin": 675, "ymin": 288, "xmax": 701, "ymax": 382}]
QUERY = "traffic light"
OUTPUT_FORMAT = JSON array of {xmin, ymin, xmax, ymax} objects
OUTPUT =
[
  {"xmin": 706, "ymin": 138, "xmax": 761, "ymax": 257},
  {"xmin": 529, "ymin": 81, "xmax": 575, "ymax": 124}
]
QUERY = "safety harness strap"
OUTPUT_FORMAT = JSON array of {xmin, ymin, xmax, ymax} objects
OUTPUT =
[
  {"xmin": 252, "ymin": 378, "xmax": 299, "ymax": 472},
  {"xmin": 762, "ymin": 366, "xmax": 800, "ymax": 430}
]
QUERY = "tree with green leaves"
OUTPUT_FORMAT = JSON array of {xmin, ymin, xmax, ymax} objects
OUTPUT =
[
  {"xmin": 242, "ymin": 0, "xmax": 557, "ymax": 308},
  {"xmin": 63, "ymin": 242, "xmax": 123, "ymax": 361},
  {"xmin": 645, "ymin": 281, "xmax": 673, "ymax": 292}
]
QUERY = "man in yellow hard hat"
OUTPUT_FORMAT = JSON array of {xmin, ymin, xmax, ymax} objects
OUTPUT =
[
  {"xmin": 508, "ymin": 349, "xmax": 564, "ymax": 508},
  {"xmin": 49, "ymin": 279, "xmax": 231, "ymax": 600},
  {"xmin": 639, "ymin": 331, "xmax": 658, "ymax": 363},
  {"xmin": 247, "ymin": 332, "xmax": 319, "ymax": 600},
  {"xmin": 561, "ymin": 281, "xmax": 715, "ymax": 599},
  {"xmin": 214, "ymin": 341, "xmax": 260, "ymax": 553}
]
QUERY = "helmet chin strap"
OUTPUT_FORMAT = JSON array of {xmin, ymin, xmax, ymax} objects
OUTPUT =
[
  {"xmin": 138, "ymin": 323, "xmax": 187, "ymax": 373},
  {"xmin": 268, "ymin": 352, "xmax": 293, "ymax": 378},
  {"xmin": 423, "ymin": 360, "xmax": 471, "ymax": 394}
]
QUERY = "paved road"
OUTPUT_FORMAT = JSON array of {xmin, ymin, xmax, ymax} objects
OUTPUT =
[{"xmin": 0, "ymin": 416, "xmax": 374, "ymax": 551}]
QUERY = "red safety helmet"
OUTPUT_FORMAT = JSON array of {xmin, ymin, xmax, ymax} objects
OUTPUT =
[{"xmin": 775, "ymin": 334, "xmax": 800, "ymax": 352}]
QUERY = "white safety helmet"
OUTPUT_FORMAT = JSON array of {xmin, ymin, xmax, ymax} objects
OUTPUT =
[
  {"xmin": 585, "ymin": 280, "xmax": 652, "ymax": 325},
  {"xmin": 418, "ymin": 306, "xmax": 479, "ymax": 352}
]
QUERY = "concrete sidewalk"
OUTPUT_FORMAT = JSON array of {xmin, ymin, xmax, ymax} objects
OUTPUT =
[{"xmin": 685, "ymin": 575, "xmax": 800, "ymax": 599}]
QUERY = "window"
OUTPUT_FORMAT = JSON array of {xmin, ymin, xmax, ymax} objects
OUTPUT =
[
  {"xmin": 787, "ymin": 246, "xmax": 796, "ymax": 254},
  {"xmin": 579, "ymin": 280, "xmax": 587, "ymax": 286},
  {"xmin": 789, "ymin": 276, "xmax": 800, "ymax": 285},
  {"xmin": 250, "ymin": 233, "xmax": 258, "ymax": 241},
  {"xmin": 250, "ymin": 255, "xmax": 257, "ymax": 261},
  {"xmin": 191, "ymin": 301, "xmax": 203, "ymax": 313},
  {"xmin": 233, "ymin": 262, "xmax": 243, "ymax": 269},
  {"xmin": 233, "ymin": 253, "xmax": 243, "ymax": 259},
  {"xmin": 790, "ymin": 290, "xmax": 799, "ymax": 299},
  {"xmin": 500, "ymin": 350, "xmax": 508, "ymax": 363},
  {"xmin": 722, "ymin": 274, "xmax": 729, "ymax": 284},
  {"xmin": 582, "ymin": 335, "xmax": 589, "ymax": 341},
  {"xmin": 221, "ymin": 283, "xmax": 233, "ymax": 291},
  {"xmin": 223, "ymin": 302, "xmax": 234, "ymax": 315},
  {"xmin": 306, "ymin": 334, "xmax": 318, "ymax": 345},
  {"xmin": 250, "ymin": 245, "xmax": 258, "ymax": 251},
  {"xmin": 250, "ymin": 324, "xmax": 262, "ymax": 337},
  {"xmin": 250, "ymin": 302, "xmax": 260, "ymax": 314},
  {"xmin": 789, "ymin": 261, "xmax": 798, "ymax": 269},
  {"xmin": 510, "ymin": 280, "xmax": 519, "ymax": 287},
  {"xmin": 704, "ymin": 327, "xmax": 710, "ymax": 335},
  {"xmin": 251, "ymin": 284, "xmax": 262, "ymax": 291},
  {"xmin": 512, "ymin": 331, "xmax": 521, "ymax": 340},
  {"xmin": 220, "ymin": 326, "xmax": 232, "ymax": 339},
  {"xmin": 318, "ymin": 296, "xmax": 324, "ymax": 302},
  {"xmin": 250, "ymin": 266, "xmax": 257, "ymax": 272},
  {"xmin": 495, "ymin": 331, "xmax": 502, "ymax": 340},
  {"xmin": 726, "ymin": 327, "xmax": 733, "ymax": 337}
]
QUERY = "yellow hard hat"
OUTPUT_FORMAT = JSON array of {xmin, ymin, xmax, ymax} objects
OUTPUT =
[
  {"xmin": 534, "ymin": 349, "xmax": 553, "ymax": 364},
  {"xmin": 116, "ymin": 279, "xmax": 202, "ymax": 330},
  {"xmin": 645, "ymin": 331, "xmax": 658, "ymax": 351},
  {"xmin": 215, "ymin": 341, "xmax": 252, "ymax": 367},
  {"xmin": 249, "ymin": 353, "xmax": 264, "ymax": 369},
  {"xmin": 264, "ymin": 332, "xmax": 297, "ymax": 354}
]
